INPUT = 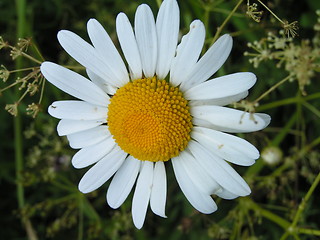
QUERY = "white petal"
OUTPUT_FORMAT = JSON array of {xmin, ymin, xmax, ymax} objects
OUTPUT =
[
  {"xmin": 57, "ymin": 119, "xmax": 105, "ymax": 136},
  {"xmin": 185, "ymin": 72, "xmax": 256, "ymax": 100},
  {"xmin": 134, "ymin": 4, "xmax": 157, "ymax": 78},
  {"xmin": 170, "ymin": 20, "xmax": 205, "ymax": 87},
  {"xmin": 192, "ymin": 117, "xmax": 214, "ymax": 129},
  {"xmin": 216, "ymin": 188, "xmax": 239, "ymax": 200},
  {"xmin": 107, "ymin": 156, "xmax": 141, "ymax": 209},
  {"xmin": 41, "ymin": 62, "xmax": 109, "ymax": 106},
  {"xmin": 67, "ymin": 125, "xmax": 110, "ymax": 149},
  {"xmin": 177, "ymin": 151, "xmax": 220, "ymax": 194},
  {"xmin": 189, "ymin": 91, "xmax": 248, "ymax": 107},
  {"xmin": 78, "ymin": 146, "xmax": 127, "ymax": 193},
  {"xmin": 71, "ymin": 137, "xmax": 116, "ymax": 169},
  {"xmin": 192, "ymin": 126, "xmax": 259, "ymax": 166},
  {"xmin": 116, "ymin": 13, "xmax": 142, "ymax": 80},
  {"xmin": 150, "ymin": 161, "xmax": 167, "ymax": 218},
  {"xmin": 172, "ymin": 155, "xmax": 217, "ymax": 214},
  {"xmin": 87, "ymin": 19, "xmax": 129, "ymax": 86},
  {"xmin": 256, "ymin": 113, "xmax": 272, "ymax": 126},
  {"xmin": 48, "ymin": 100, "xmax": 108, "ymax": 120},
  {"xmin": 156, "ymin": 0, "xmax": 179, "ymax": 79},
  {"xmin": 188, "ymin": 140, "xmax": 251, "ymax": 196},
  {"xmin": 180, "ymin": 34, "xmax": 233, "ymax": 91},
  {"xmin": 86, "ymin": 69, "xmax": 118, "ymax": 95},
  {"xmin": 191, "ymin": 105, "xmax": 271, "ymax": 133},
  {"xmin": 132, "ymin": 161, "xmax": 154, "ymax": 229},
  {"xmin": 57, "ymin": 30, "xmax": 122, "ymax": 87}
]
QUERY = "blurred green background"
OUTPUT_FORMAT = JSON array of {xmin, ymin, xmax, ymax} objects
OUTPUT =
[{"xmin": 0, "ymin": 0, "xmax": 320, "ymax": 239}]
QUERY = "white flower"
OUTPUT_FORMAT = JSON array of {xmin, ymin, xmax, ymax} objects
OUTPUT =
[{"xmin": 41, "ymin": 0, "xmax": 270, "ymax": 229}]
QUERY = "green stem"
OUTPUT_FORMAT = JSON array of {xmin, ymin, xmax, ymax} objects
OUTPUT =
[
  {"xmin": 280, "ymin": 172, "xmax": 320, "ymax": 239},
  {"xmin": 15, "ymin": 1, "xmax": 38, "ymax": 239},
  {"xmin": 308, "ymin": 136, "xmax": 320, "ymax": 150},
  {"xmin": 269, "ymin": 162, "xmax": 291, "ymax": 178},
  {"xmin": 302, "ymin": 101, "xmax": 320, "ymax": 119},
  {"xmin": 0, "ymin": 80, "xmax": 21, "ymax": 92},
  {"xmin": 17, "ymin": 88, "xmax": 30, "ymax": 104},
  {"xmin": 15, "ymin": 0, "xmax": 25, "ymax": 214},
  {"xmin": 254, "ymin": 75, "xmax": 291, "ymax": 104},
  {"xmin": 246, "ymin": 199, "xmax": 291, "ymax": 229},
  {"xmin": 280, "ymin": 232, "xmax": 290, "ymax": 240},
  {"xmin": 9, "ymin": 45, "xmax": 42, "ymax": 64},
  {"xmin": 305, "ymin": 92, "xmax": 320, "ymax": 101},
  {"xmin": 155, "ymin": 0, "xmax": 161, "ymax": 8},
  {"xmin": 38, "ymin": 77, "xmax": 46, "ymax": 104},
  {"xmin": 31, "ymin": 42, "xmax": 45, "ymax": 62},
  {"xmin": 20, "ymin": 51, "xmax": 42, "ymax": 64},
  {"xmin": 203, "ymin": 6, "xmax": 210, "ymax": 33},
  {"xmin": 257, "ymin": 97, "xmax": 297, "ymax": 111},
  {"xmin": 272, "ymin": 112, "xmax": 297, "ymax": 146},
  {"xmin": 14, "ymin": 105, "xmax": 24, "ymax": 204},
  {"xmin": 256, "ymin": 0, "xmax": 285, "ymax": 24},
  {"xmin": 257, "ymin": 92, "xmax": 320, "ymax": 111},
  {"xmin": 61, "ymin": 65, "xmax": 86, "ymax": 70},
  {"xmin": 297, "ymin": 228, "xmax": 320, "ymax": 236},
  {"xmin": 291, "ymin": 172, "xmax": 320, "ymax": 228},
  {"xmin": 212, "ymin": 0, "xmax": 244, "ymax": 43},
  {"xmin": 245, "ymin": 112, "xmax": 297, "ymax": 177},
  {"xmin": 9, "ymin": 67, "xmax": 37, "ymax": 73}
]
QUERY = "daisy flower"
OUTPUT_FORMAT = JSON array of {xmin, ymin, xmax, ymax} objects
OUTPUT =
[{"xmin": 41, "ymin": 0, "xmax": 270, "ymax": 229}]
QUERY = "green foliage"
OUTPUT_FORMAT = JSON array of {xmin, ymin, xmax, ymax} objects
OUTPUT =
[{"xmin": 0, "ymin": 0, "xmax": 320, "ymax": 239}]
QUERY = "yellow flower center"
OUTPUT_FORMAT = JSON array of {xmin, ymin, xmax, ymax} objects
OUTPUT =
[{"xmin": 107, "ymin": 77, "xmax": 192, "ymax": 162}]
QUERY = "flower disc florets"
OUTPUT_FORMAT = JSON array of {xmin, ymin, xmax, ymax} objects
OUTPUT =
[{"xmin": 108, "ymin": 77, "xmax": 192, "ymax": 162}]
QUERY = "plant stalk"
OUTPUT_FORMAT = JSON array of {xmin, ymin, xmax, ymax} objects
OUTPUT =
[{"xmin": 15, "ymin": 0, "xmax": 38, "ymax": 239}]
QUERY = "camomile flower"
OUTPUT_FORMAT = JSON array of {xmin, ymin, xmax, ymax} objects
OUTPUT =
[{"xmin": 41, "ymin": 0, "xmax": 270, "ymax": 229}]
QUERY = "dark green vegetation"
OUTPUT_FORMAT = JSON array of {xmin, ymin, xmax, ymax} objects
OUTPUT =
[{"xmin": 0, "ymin": 0, "xmax": 319, "ymax": 239}]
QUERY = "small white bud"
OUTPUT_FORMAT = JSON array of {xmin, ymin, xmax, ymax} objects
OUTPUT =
[{"xmin": 261, "ymin": 146, "xmax": 283, "ymax": 165}]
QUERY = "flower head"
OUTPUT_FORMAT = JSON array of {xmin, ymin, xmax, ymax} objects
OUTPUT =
[
  {"xmin": 246, "ymin": 2, "xmax": 263, "ymax": 23},
  {"xmin": 0, "ymin": 65, "xmax": 10, "ymax": 82},
  {"xmin": 41, "ymin": 0, "xmax": 270, "ymax": 229}
]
